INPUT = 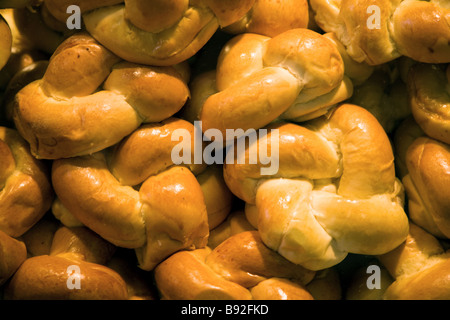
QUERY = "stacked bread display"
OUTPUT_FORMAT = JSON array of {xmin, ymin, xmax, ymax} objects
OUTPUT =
[{"xmin": 0, "ymin": 0, "xmax": 449, "ymax": 300}]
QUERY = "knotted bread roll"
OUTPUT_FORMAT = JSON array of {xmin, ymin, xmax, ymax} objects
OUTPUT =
[
  {"xmin": 43, "ymin": 0, "xmax": 310, "ymax": 66},
  {"xmin": 13, "ymin": 33, "xmax": 190, "ymax": 159},
  {"xmin": 185, "ymin": 28, "xmax": 353, "ymax": 140},
  {"xmin": 4, "ymin": 225, "xmax": 130, "ymax": 300},
  {"xmin": 155, "ymin": 231, "xmax": 323, "ymax": 300},
  {"xmin": 407, "ymin": 63, "xmax": 450, "ymax": 146},
  {"xmin": 0, "ymin": 126, "xmax": 53, "ymax": 238},
  {"xmin": 52, "ymin": 118, "xmax": 233, "ymax": 271},
  {"xmin": 309, "ymin": 0, "xmax": 450, "ymax": 65},
  {"xmin": 224, "ymin": 103, "xmax": 409, "ymax": 270},
  {"xmin": 394, "ymin": 117, "xmax": 450, "ymax": 240},
  {"xmin": 378, "ymin": 222, "xmax": 450, "ymax": 300}
]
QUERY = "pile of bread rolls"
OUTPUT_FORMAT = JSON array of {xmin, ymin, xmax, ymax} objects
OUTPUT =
[{"xmin": 0, "ymin": 0, "xmax": 449, "ymax": 300}]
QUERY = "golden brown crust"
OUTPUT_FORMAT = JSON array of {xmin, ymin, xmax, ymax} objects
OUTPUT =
[
  {"xmin": 250, "ymin": 278, "xmax": 314, "ymax": 300},
  {"xmin": 205, "ymin": 231, "xmax": 316, "ymax": 288},
  {"xmin": 154, "ymin": 248, "xmax": 253, "ymax": 300},
  {"xmin": 13, "ymin": 34, "xmax": 190, "ymax": 159},
  {"xmin": 407, "ymin": 63, "xmax": 450, "ymax": 145},
  {"xmin": 4, "ymin": 255, "xmax": 128, "ymax": 300},
  {"xmin": 224, "ymin": 104, "xmax": 408, "ymax": 270},
  {"xmin": 4, "ymin": 224, "xmax": 131, "ymax": 300},
  {"xmin": 223, "ymin": 0, "xmax": 309, "ymax": 37},
  {"xmin": 136, "ymin": 166, "xmax": 209, "ymax": 270},
  {"xmin": 154, "ymin": 231, "xmax": 319, "ymax": 300},
  {"xmin": 52, "ymin": 119, "xmax": 211, "ymax": 271},
  {"xmin": 403, "ymin": 137, "xmax": 450, "ymax": 239},
  {"xmin": 0, "ymin": 126, "xmax": 53, "ymax": 237},
  {"xmin": 378, "ymin": 223, "xmax": 450, "ymax": 300},
  {"xmin": 83, "ymin": 3, "xmax": 219, "ymax": 66},
  {"xmin": 49, "ymin": 226, "xmax": 116, "ymax": 265},
  {"xmin": 195, "ymin": 28, "xmax": 350, "ymax": 139},
  {"xmin": 310, "ymin": 0, "xmax": 450, "ymax": 65},
  {"xmin": 195, "ymin": 165, "xmax": 234, "ymax": 230}
]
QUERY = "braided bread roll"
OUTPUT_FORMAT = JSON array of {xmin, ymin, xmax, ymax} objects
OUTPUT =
[
  {"xmin": 0, "ymin": 126, "xmax": 53, "ymax": 238},
  {"xmin": 378, "ymin": 222, "xmax": 450, "ymax": 300},
  {"xmin": 4, "ymin": 225, "xmax": 130, "ymax": 300},
  {"xmin": 13, "ymin": 33, "xmax": 190, "ymax": 159},
  {"xmin": 185, "ymin": 28, "xmax": 353, "ymax": 139},
  {"xmin": 309, "ymin": 0, "xmax": 450, "ymax": 65},
  {"xmin": 394, "ymin": 117, "xmax": 450, "ymax": 240},
  {"xmin": 224, "ymin": 104, "xmax": 409, "ymax": 270},
  {"xmin": 43, "ymin": 0, "xmax": 310, "ymax": 66},
  {"xmin": 207, "ymin": 214, "xmax": 343, "ymax": 300},
  {"xmin": 154, "ymin": 231, "xmax": 318, "ymax": 300},
  {"xmin": 407, "ymin": 63, "xmax": 450, "ymax": 146},
  {"xmin": 51, "ymin": 118, "xmax": 233, "ymax": 271}
]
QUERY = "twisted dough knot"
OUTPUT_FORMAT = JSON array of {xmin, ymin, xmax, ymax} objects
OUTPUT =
[
  {"xmin": 5, "ymin": 225, "xmax": 130, "ymax": 300},
  {"xmin": 43, "ymin": 0, "xmax": 308, "ymax": 66},
  {"xmin": 394, "ymin": 117, "xmax": 450, "ymax": 239},
  {"xmin": 13, "ymin": 33, "xmax": 190, "ymax": 159},
  {"xmin": 51, "ymin": 118, "xmax": 233, "ymax": 271},
  {"xmin": 155, "ymin": 230, "xmax": 344, "ymax": 300},
  {"xmin": 407, "ymin": 63, "xmax": 450, "ymax": 146},
  {"xmin": 309, "ymin": 0, "xmax": 450, "ymax": 65},
  {"xmin": 186, "ymin": 28, "xmax": 353, "ymax": 140},
  {"xmin": 0, "ymin": 126, "xmax": 53, "ymax": 238},
  {"xmin": 223, "ymin": 104, "xmax": 409, "ymax": 270},
  {"xmin": 378, "ymin": 222, "xmax": 450, "ymax": 300}
]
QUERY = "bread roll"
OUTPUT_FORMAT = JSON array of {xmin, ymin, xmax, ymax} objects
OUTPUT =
[
  {"xmin": 154, "ymin": 231, "xmax": 318, "ymax": 300},
  {"xmin": 407, "ymin": 63, "xmax": 450, "ymax": 145},
  {"xmin": 13, "ymin": 33, "xmax": 190, "ymax": 159},
  {"xmin": 403, "ymin": 137, "xmax": 450, "ymax": 239},
  {"xmin": 81, "ymin": 1, "xmax": 248, "ymax": 66},
  {"xmin": 223, "ymin": 0, "xmax": 309, "ymax": 37},
  {"xmin": 51, "ymin": 118, "xmax": 217, "ymax": 271},
  {"xmin": 224, "ymin": 104, "xmax": 409, "ymax": 270},
  {"xmin": 4, "ymin": 225, "xmax": 129, "ymax": 300},
  {"xmin": 186, "ymin": 28, "xmax": 352, "ymax": 140},
  {"xmin": 309, "ymin": 0, "xmax": 450, "ymax": 65},
  {"xmin": 0, "ymin": 126, "xmax": 53, "ymax": 237},
  {"xmin": 378, "ymin": 223, "xmax": 450, "ymax": 300}
]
